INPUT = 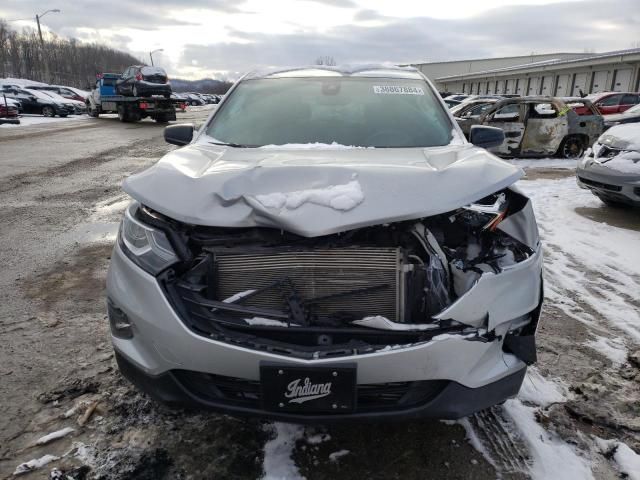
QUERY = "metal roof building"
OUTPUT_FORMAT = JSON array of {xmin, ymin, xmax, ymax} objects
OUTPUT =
[{"xmin": 426, "ymin": 48, "xmax": 640, "ymax": 96}]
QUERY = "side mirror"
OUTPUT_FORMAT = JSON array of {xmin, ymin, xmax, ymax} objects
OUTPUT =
[
  {"xmin": 164, "ymin": 124, "xmax": 194, "ymax": 146},
  {"xmin": 469, "ymin": 125, "xmax": 505, "ymax": 149}
]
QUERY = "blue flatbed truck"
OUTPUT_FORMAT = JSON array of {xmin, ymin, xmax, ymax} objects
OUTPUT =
[{"xmin": 86, "ymin": 73, "xmax": 181, "ymax": 123}]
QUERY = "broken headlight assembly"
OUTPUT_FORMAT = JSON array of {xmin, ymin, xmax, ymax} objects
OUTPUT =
[{"xmin": 119, "ymin": 202, "xmax": 178, "ymax": 275}]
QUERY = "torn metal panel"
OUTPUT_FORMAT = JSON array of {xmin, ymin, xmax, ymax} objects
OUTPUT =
[{"xmin": 434, "ymin": 248, "xmax": 543, "ymax": 331}]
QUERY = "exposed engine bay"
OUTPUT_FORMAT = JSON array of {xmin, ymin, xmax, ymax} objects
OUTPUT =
[{"xmin": 132, "ymin": 187, "xmax": 538, "ymax": 358}]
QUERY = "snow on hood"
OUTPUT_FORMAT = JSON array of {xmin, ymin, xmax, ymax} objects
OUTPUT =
[
  {"xmin": 598, "ymin": 123, "xmax": 640, "ymax": 151},
  {"xmin": 122, "ymin": 143, "xmax": 523, "ymax": 237}
]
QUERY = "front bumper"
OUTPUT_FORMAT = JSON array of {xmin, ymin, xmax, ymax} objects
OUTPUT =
[
  {"xmin": 577, "ymin": 159, "xmax": 640, "ymax": 206},
  {"xmin": 107, "ymin": 241, "xmax": 542, "ymax": 420},
  {"xmin": 115, "ymin": 350, "xmax": 526, "ymax": 422}
]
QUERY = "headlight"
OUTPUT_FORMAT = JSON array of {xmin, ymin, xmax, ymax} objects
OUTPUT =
[{"xmin": 119, "ymin": 202, "xmax": 178, "ymax": 274}]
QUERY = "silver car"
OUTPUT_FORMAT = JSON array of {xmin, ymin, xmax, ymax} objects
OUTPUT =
[
  {"xmin": 107, "ymin": 66, "xmax": 543, "ymax": 421},
  {"xmin": 577, "ymin": 124, "xmax": 640, "ymax": 207}
]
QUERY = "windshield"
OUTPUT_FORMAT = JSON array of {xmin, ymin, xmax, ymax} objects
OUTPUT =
[
  {"xmin": 23, "ymin": 89, "xmax": 56, "ymax": 100},
  {"xmin": 206, "ymin": 77, "xmax": 453, "ymax": 148}
]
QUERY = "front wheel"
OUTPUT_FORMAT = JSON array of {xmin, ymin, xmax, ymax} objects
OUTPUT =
[
  {"xmin": 559, "ymin": 136, "xmax": 585, "ymax": 159},
  {"xmin": 42, "ymin": 106, "xmax": 55, "ymax": 117},
  {"xmin": 117, "ymin": 105, "xmax": 130, "ymax": 122}
]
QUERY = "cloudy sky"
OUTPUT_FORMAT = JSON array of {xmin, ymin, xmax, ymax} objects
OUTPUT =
[{"xmin": 2, "ymin": 0, "xmax": 639, "ymax": 80}]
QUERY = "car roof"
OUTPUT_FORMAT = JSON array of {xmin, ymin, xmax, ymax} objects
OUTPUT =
[{"xmin": 244, "ymin": 64, "xmax": 423, "ymax": 80}]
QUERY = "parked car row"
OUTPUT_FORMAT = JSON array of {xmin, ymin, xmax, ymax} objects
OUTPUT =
[
  {"xmin": 1, "ymin": 85, "xmax": 85, "ymax": 117},
  {"xmin": 442, "ymin": 91, "xmax": 640, "ymax": 118},
  {"xmin": 172, "ymin": 92, "xmax": 222, "ymax": 106}
]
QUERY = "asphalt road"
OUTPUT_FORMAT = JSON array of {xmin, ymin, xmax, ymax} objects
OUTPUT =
[{"xmin": 0, "ymin": 111, "xmax": 638, "ymax": 480}]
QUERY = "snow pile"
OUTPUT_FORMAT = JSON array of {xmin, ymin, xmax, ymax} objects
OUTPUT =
[
  {"xmin": 34, "ymin": 427, "xmax": 75, "ymax": 446},
  {"xmin": 352, "ymin": 315, "xmax": 440, "ymax": 331},
  {"xmin": 328, "ymin": 450, "xmax": 350, "ymax": 462},
  {"xmin": 0, "ymin": 114, "xmax": 82, "ymax": 129},
  {"xmin": 222, "ymin": 289, "xmax": 256, "ymax": 303},
  {"xmin": 261, "ymin": 423, "xmax": 304, "ymax": 480},
  {"xmin": 244, "ymin": 317, "xmax": 291, "ymax": 327},
  {"xmin": 518, "ymin": 368, "xmax": 567, "ymax": 408},
  {"xmin": 596, "ymin": 438, "xmax": 640, "ymax": 480},
  {"xmin": 259, "ymin": 142, "xmax": 372, "ymax": 150},
  {"xmin": 255, "ymin": 179, "xmax": 364, "ymax": 211},
  {"xmin": 584, "ymin": 336, "xmax": 628, "ymax": 365},
  {"xmin": 601, "ymin": 151, "xmax": 640, "ymax": 174},
  {"xmin": 13, "ymin": 454, "xmax": 60, "ymax": 475},
  {"xmin": 508, "ymin": 158, "xmax": 578, "ymax": 169},
  {"xmin": 502, "ymin": 400, "xmax": 594, "ymax": 480}
]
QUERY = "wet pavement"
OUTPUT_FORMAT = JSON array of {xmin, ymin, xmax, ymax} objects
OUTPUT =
[{"xmin": 1, "ymin": 115, "xmax": 639, "ymax": 479}]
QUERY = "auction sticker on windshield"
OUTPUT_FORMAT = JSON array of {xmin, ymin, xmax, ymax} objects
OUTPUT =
[{"xmin": 373, "ymin": 85, "xmax": 424, "ymax": 95}]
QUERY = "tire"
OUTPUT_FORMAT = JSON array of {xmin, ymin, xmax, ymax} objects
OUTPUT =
[
  {"xmin": 117, "ymin": 105, "xmax": 130, "ymax": 122},
  {"xmin": 59, "ymin": 114, "xmax": 68, "ymax": 118},
  {"xmin": 559, "ymin": 136, "xmax": 585, "ymax": 159},
  {"xmin": 155, "ymin": 114, "xmax": 169, "ymax": 123},
  {"xmin": 42, "ymin": 106, "xmax": 55, "ymax": 117},
  {"xmin": 88, "ymin": 103, "xmax": 99, "ymax": 118}
]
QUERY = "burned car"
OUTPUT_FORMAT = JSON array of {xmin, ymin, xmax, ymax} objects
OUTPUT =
[
  {"xmin": 456, "ymin": 96, "xmax": 603, "ymax": 159},
  {"xmin": 107, "ymin": 66, "xmax": 543, "ymax": 421},
  {"xmin": 577, "ymin": 123, "xmax": 640, "ymax": 207}
]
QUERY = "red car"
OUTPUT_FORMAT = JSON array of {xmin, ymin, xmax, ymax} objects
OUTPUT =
[{"xmin": 579, "ymin": 92, "xmax": 640, "ymax": 116}]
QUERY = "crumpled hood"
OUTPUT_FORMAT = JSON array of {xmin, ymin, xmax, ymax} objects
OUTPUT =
[{"xmin": 123, "ymin": 143, "xmax": 523, "ymax": 237}]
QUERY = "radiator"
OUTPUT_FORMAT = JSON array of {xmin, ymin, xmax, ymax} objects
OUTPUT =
[{"xmin": 214, "ymin": 248, "xmax": 404, "ymax": 321}]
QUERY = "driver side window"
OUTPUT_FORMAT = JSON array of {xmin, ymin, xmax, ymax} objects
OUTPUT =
[{"xmin": 489, "ymin": 104, "xmax": 521, "ymax": 122}]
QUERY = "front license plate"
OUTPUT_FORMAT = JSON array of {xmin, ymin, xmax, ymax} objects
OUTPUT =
[{"xmin": 261, "ymin": 363, "xmax": 356, "ymax": 413}]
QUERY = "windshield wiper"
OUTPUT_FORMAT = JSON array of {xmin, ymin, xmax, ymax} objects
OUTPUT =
[{"xmin": 208, "ymin": 141, "xmax": 255, "ymax": 148}]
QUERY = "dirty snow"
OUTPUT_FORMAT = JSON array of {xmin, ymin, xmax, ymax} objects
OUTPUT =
[
  {"xmin": 255, "ymin": 179, "xmax": 364, "ymax": 211},
  {"xmin": 508, "ymin": 158, "xmax": 578, "ymax": 169},
  {"xmin": 244, "ymin": 317, "xmax": 291, "ymax": 327},
  {"xmin": 34, "ymin": 426, "xmax": 75, "ymax": 446},
  {"xmin": 518, "ymin": 177, "xmax": 640, "ymax": 343},
  {"xmin": 13, "ymin": 454, "xmax": 60, "ymax": 475},
  {"xmin": 0, "ymin": 114, "xmax": 86, "ymax": 128},
  {"xmin": 456, "ymin": 417, "xmax": 499, "ymax": 470},
  {"xmin": 328, "ymin": 449, "xmax": 350, "ymax": 462},
  {"xmin": 584, "ymin": 336, "xmax": 628, "ymax": 365},
  {"xmin": 597, "ymin": 438, "xmax": 640, "ymax": 480},
  {"xmin": 517, "ymin": 367, "xmax": 567, "ymax": 408},
  {"xmin": 352, "ymin": 315, "xmax": 440, "ymax": 331},
  {"xmin": 502, "ymin": 399, "xmax": 594, "ymax": 480},
  {"xmin": 262, "ymin": 423, "xmax": 304, "ymax": 480}
]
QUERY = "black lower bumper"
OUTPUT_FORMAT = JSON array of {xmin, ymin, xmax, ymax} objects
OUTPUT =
[{"xmin": 115, "ymin": 351, "xmax": 526, "ymax": 423}]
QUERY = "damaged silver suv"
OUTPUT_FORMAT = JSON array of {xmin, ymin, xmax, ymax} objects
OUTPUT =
[{"xmin": 107, "ymin": 65, "xmax": 543, "ymax": 421}]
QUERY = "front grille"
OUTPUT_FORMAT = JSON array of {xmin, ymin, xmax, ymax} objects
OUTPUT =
[
  {"xmin": 173, "ymin": 370, "xmax": 448, "ymax": 413},
  {"xmin": 578, "ymin": 176, "xmax": 622, "ymax": 192},
  {"xmin": 214, "ymin": 248, "xmax": 405, "ymax": 321}
]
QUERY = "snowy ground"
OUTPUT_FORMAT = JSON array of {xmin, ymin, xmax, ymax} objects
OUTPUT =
[
  {"xmin": 0, "ymin": 113, "xmax": 89, "ymax": 128},
  {"xmin": 0, "ymin": 127, "xmax": 639, "ymax": 480}
]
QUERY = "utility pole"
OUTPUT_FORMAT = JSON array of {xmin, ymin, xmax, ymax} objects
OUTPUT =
[
  {"xmin": 150, "ymin": 49, "xmax": 164, "ymax": 66},
  {"xmin": 34, "ymin": 9, "xmax": 60, "ymax": 83},
  {"xmin": 36, "ymin": 14, "xmax": 43, "ymax": 44}
]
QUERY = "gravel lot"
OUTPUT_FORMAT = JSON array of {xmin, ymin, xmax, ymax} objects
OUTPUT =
[{"xmin": 1, "ymin": 108, "xmax": 639, "ymax": 479}]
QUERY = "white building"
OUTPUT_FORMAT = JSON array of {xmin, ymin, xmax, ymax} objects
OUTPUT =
[{"xmin": 410, "ymin": 49, "xmax": 640, "ymax": 95}]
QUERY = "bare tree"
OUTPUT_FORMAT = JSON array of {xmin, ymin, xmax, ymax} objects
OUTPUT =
[
  {"xmin": 315, "ymin": 56, "xmax": 337, "ymax": 66},
  {"xmin": 0, "ymin": 18, "xmax": 141, "ymax": 88}
]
